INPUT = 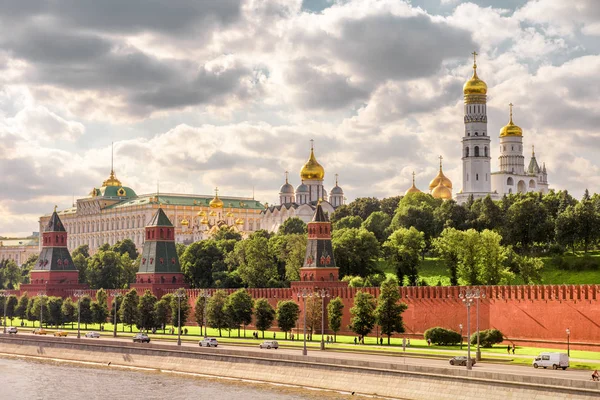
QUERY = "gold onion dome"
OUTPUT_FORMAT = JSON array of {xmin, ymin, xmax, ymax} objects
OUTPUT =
[
  {"xmin": 201, "ymin": 216, "xmax": 209, "ymax": 225},
  {"xmin": 102, "ymin": 170, "xmax": 122, "ymax": 187},
  {"xmin": 300, "ymin": 141, "xmax": 325, "ymax": 180},
  {"xmin": 209, "ymin": 187, "xmax": 224, "ymax": 208},
  {"xmin": 209, "ymin": 210, "xmax": 217, "ymax": 217},
  {"xmin": 432, "ymin": 182, "xmax": 453, "ymax": 200},
  {"xmin": 500, "ymin": 103, "xmax": 523, "ymax": 137},
  {"xmin": 405, "ymin": 172, "xmax": 422, "ymax": 195},
  {"xmin": 429, "ymin": 156, "xmax": 453, "ymax": 191},
  {"xmin": 463, "ymin": 51, "xmax": 487, "ymax": 96},
  {"xmin": 235, "ymin": 218, "xmax": 244, "ymax": 225},
  {"xmin": 197, "ymin": 210, "xmax": 206, "ymax": 217},
  {"xmin": 226, "ymin": 211, "xmax": 234, "ymax": 218},
  {"xmin": 180, "ymin": 218, "xmax": 189, "ymax": 226}
]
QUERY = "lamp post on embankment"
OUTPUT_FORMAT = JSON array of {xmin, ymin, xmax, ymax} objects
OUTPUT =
[
  {"xmin": 566, "ymin": 328, "xmax": 570, "ymax": 357},
  {"xmin": 460, "ymin": 288, "xmax": 485, "ymax": 361},
  {"xmin": 297, "ymin": 289, "xmax": 312, "ymax": 356},
  {"xmin": 37, "ymin": 292, "xmax": 46, "ymax": 329},
  {"xmin": 0, "ymin": 290, "xmax": 7, "ymax": 334},
  {"xmin": 111, "ymin": 292, "xmax": 122, "ymax": 338},
  {"xmin": 198, "ymin": 289, "xmax": 211, "ymax": 337},
  {"xmin": 313, "ymin": 289, "xmax": 330, "ymax": 350},
  {"xmin": 174, "ymin": 288, "xmax": 185, "ymax": 346},
  {"xmin": 459, "ymin": 324, "xmax": 463, "ymax": 350},
  {"xmin": 459, "ymin": 291, "xmax": 473, "ymax": 370},
  {"xmin": 74, "ymin": 290, "xmax": 84, "ymax": 339}
]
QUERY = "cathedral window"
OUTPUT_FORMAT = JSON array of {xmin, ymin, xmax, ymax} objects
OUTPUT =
[
  {"xmin": 465, "ymin": 147, "xmax": 469, "ymax": 157},
  {"xmin": 475, "ymin": 132, "xmax": 478, "ymax": 136},
  {"xmin": 484, "ymin": 147, "xmax": 488, "ymax": 157},
  {"xmin": 507, "ymin": 177, "xmax": 514, "ymax": 185},
  {"xmin": 474, "ymin": 146, "xmax": 480, "ymax": 157},
  {"xmin": 483, "ymin": 132, "xmax": 486, "ymax": 136},
  {"xmin": 467, "ymin": 132, "xmax": 470, "ymax": 137},
  {"xmin": 476, "ymin": 174, "xmax": 479, "ymax": 181},
  {"xmin": 512, "ymin": 146, "xmax": 514, "ymax": 151}
]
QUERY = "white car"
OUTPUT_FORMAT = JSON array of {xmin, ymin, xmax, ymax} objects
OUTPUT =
[
  {"xmin": 7, "ymin": 326, "xmax": 17, "ymax": 334},
  {"xmin": 85, "ymin": 331, "xmax": 100, "ymax": 338},
  {"xmin": 199, "ymin": 337, "xmax": 218, "ymax": 347}
]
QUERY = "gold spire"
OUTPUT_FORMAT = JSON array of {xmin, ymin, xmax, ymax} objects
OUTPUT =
[
  {"xmin": 102, "ymin": 142, "xmax": 122, "ymax": 187},
  {"xmin": 335, "ymin": 173, "xmax": 339, "ymax": 186},
  {"xmin": 209, "ymin": 187, "xmax": 224, "ymax": 208},
  {"xmin": 300, "ymin": 139, "xmax": 325, "ymax": 180},
  {"xmin": 463, "ymin": 50, "xmax": 487, "ymax": 96},
  {"xmin": 429, "ymin": 155, "xmax": 453, "ymax": 190},
  {"xmin": 405, "ymin": 171, "xmax": 422, "ymax": 195},
  {"xmin": 532, "ymin": 145, "xmax": 535, "ymax": 157},
  {"xmin": 54, "ymin": 205, "xmax": 58, "ymax": 213},
  {"xmin": 285, "ymin": 170, "xmax": 289, "ymax": 184},
  {"xmin": 500, "ymin": 103, "xmax": 523, "ymax": 137}
]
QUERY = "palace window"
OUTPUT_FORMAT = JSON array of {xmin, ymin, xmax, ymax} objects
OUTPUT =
[{"xmin": 474, "ymin": 146, "xmax": 480, "ymax": 157}]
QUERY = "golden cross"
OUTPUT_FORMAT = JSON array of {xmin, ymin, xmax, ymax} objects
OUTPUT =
[
  {"xmin": 509, "ymin": 103, "xmax": 514, "ymax": 121},
  {"xmin": 412, "ymin": 171, "xmax": 416, "ymax": 185},
  {"xmin": 472, "ymin": 51, "xmax": 478, "ymax": 66},
  {"xmin": 335, "ymin": 173, "xmax": 339, "ymax": 185},
  {"xmin": 285, "ymin": 171, "xmax": 289, "ymax": 183},
  {"xmin": 439, "ymin": 155, "xmax": 443, "ymax": 169},
  {"xmin": 215, "ymin": 187, "xmax": 219, "ymax": 197},
  {"xmin": 54, "ymin": 205, "xmax": 58, "ymax": 212},
  {"xmin": 310, "ymin": 139, "xmax": 314, "ymax": 150}
]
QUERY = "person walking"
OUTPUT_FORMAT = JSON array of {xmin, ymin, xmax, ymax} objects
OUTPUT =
[
  {"xmin": 512, "ymin": 344, "xmax": 515, "ymax": 354},
  {"xmin": 592, "ymin": 370, "xmax": 599, "ymax": 381},
  {"xmin": 354, "ymin": 337, "xmax": 357, "ymax": 345},
  {"xmin": 507, "ymin": 345, "xmax": 511, "ymax": 354}
]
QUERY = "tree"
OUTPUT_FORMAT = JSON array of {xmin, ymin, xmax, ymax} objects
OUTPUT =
[
  {"xmin": 5, "ymin": 295, "xmax": 18, "ymax": 324},
  {"xmin": 29, "ymin": 296, "xmax": 49, "ymax": 327},
  {"xmin": 121, "ymin": 253, "xmax": 138, "ymax": 287},
  {"xmin": 46, "ymin": 297, "xmax": 64, "ymax": 327},
  {"xmin": 181, "ymin": 240, "xmax": 226, "ymax": 288},
  {"xmin": 349, "ymin": 291, "xmax": 376, "ymax": 340},
  {"xmin": 254, "ymin": 298, "xmax": 275, "ymax": 338},
  {"xmin": 72, "ymin": 244, "xmax": 90, "ymax": 259},
  {"xmin": 504, "ymin": 197, "xmax": 552, "ymax": 252},
  {"xmin": 470, "ymin": 195, "xmax": 501, "ymax": 231},
  {"xmin": 456, "ymin": 229, "xmax": 481, "ymax": 285},
  {"xmin": 432, "ymin": 228, "xmax": 463, "ymax": 286},
  {"xmin": 278, "ymin": 217, "xmax": 307, "ymax": 235},
  {"xmin": 170, "ymin": 290, "xmax": 191, "ymax": 331},
  {"xmin": 305, "ymin": 295, "xmax": 322, "ymax": 338},
  {"xmin": 228, "ymin": 236, "xmax": 278, "ymax": 287},
  {"xmin": 433, "ymin": 199, "xmax": 471, "ymax": 234},
  {"xmin": 375, "ymin": 277, "xmax": 408, "ymax": 344},
  {"xmin": 78, "ymin": 296, "xmax": 93, "ymax": 329},
  {"xmin": 137, "ymin": 290, "xmax": 157, "ymax": 332},
  {"xmin": 424, "ymin": 327, "xmax": 462, "ymax": 345},
  {"xmin": 383, "ymin": 227, "xmax": 425, "ymax": 286},
  {"xmin": 109, "ymin": 295, "xmax": 123, "ymax": 329},
  {"xmin": 269, "ymin": 234, "xmax": 306, "ymax": 282},
  {"xmin": 61, "ymin": 298, "xmax": 76, "ymax": 327},
  {"xmin": 478, "ymin": 230, "xmax": 512, "ymax": 285},
  {"xmin": 332, "ymin": 228, "xmax": 380, "ymax": 278},
  {"xmin": 379, "ymin": 196, "xmax": 402, "ymax": 218},
  {"xmin": 224, "ymin": 289, "xmax": 254, "ymax": 337},
  {"xmin": 555, "ymin": 205, "xmax": 578, "ymax": 254},
  {"xmin": 0, "ymin": 260, "xmax": 21, "ymax": 289},
  {"xmin": 330, "ymin": 204, "xmax": 351, "ymax": 223},
  {"xmin": 391, "ymin": 193, "xmax": 440, "ymax": 245},
  {"xmin": 470, "ymin": 329, "xmax": 503, "ymax": 347},
  {"xmin": 362, "ymin": 211, "xmax": 391, "ymax": 243},
  {"xmin": 213, "ymin": 226, "xmax": 243, "ymax": 241},
  {"xmin": 346, "ymin": 197, "xmax": 381, "ymax": 220},
  {"xmin": 206, "ymin": 290, "xmax": 229, "ymax": 337},
  {"xmin": 573, "ymin": 199, "xmax": 600, "ymax": 253},
  {"xmin": 91, "ymin": 289, "xmax": 109, "ymax": 328},
  {"xmin": 194, "ymin": 295, "xmax": 207, "ymax": 336},
  {"xmin": 332, "ymin": 215, "xmax": 363, "ymax": 231},
  {"xmin": 86, "ymin": 249, "xmax": 125, "ymax": 289},
  {"xmin": 276, "ymin": 300, "xmax": 299, "ymax": 339},
  {"xmin": 112, "ymin": 238, "xmax": 139, "ymax": 261},
  {"xmin": 120, "ymin": 289, "xmax": 139, "ymax": 332},
  {"xmin": 15, "ymin": 293, "xmax": 29, "ymax": 322},
  {"xmin": 72, "ymin": 253, "xmax": 89, "ymax": 284},
  {"xmin": 515, "ymin": 255, "xmax": 544, "ymax": 284},
  {"xmin": 327, "ymin": 297, "xmax": 344, "ymax": 342},
  {"xmin": 154, "ymin": 298, "xmax": 171, "ymax": 333}
]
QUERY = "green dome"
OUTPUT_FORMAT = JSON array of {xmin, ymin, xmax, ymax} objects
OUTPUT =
[{"xmin": 90, "ymin": 185, "xmax": 137, "ymax": 198}]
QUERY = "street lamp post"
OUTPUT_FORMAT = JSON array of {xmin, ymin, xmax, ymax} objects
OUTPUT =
[
  {"xmin": 37, "ymin": 292, "xmax": 46, "ymax": 329},
  {"xmin": 459, "ymin": 292, "xmax": 473, "ymax": 370},
  {"xmin": 566, "ymin": 328, "xmax": 570, "ymax": 357},
  {"xmin": 297, "ymin": 289, "xmax": 313, "ymax": 356},
  {"xmin": 198, "ymin": 290, "xmax": 211, "ymax": 337},
  {"xmin": 459, "ymin": 323, "xmax": 463, "ymax": 350},
  {"xmin": 111, "ymin": 292, "xmax": 122, "ymax": 338},
  {"xmin": 174, "ymin": 289, "xmax": 186, "ymax": 346},
  {"xmin": 313, "ymin": 289, "xmax": 330, "ymax": 350},
  {"xmin": 460, "ymin": 288, "xmax": 486, "ymax": 361},
  {"xmin": 74, "ymin": 290, "xmax": 84, "ymax": 339},
  {"xmin": 0, "ymin": 290, "xmax": 7, "ymax": 334}
]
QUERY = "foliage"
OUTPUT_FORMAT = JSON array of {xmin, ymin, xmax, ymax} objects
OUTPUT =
[
  {"xmin": 278, "ymin": 217, "xmax": 307, "ymax": 235},
  {"xmin": 375, "ymin": 277, "xmax": 408, "ymax": 344},
  {"xmin": 515, "ymin": 255, "xmax": 544, "ymax": 284},
  {"xmin": 276, "ymin": 300, "xmax": 300, "ymax": 339},
  {"xmin": 154, "ymin": 298, "xmax": 171, "ymax": 332},
  {"xmin": 379, "ymin": 196, "xmax": 402, "ymax": 218},
  {"xmin": 212, "ymin": 226, "xmax": 243, "ymax": 241},
  {"xmin": 170, "ymin": 290, "xmax": 191, "ymax": 328},
  {"xmin": 254, "ymin": 298, "xmax": 275, "ymax": 338},
  {"xmin": 5, "ymin": 295, "xmax": 18, "ymax": 322},
  {"xmin": 0, "ymin": 259, "xmax": 21, "ymax": 289},
  {"xmin": 349, "ymin": 291, "xmax": 376, "ymax": 338},
  {"xmin": 225, "ymin": 289, "xmax": 254, "ymax": 336},
  {"xmin": 15, "ymin": 293, "xmax": 29, "ymax": 321},
  {"xmin": 137, "ymin": 290, "xmax": 157, "ymax": 331},
  {"xmin": 180, "ymin": 240, "xmax": 226, "ymax": 288},
  {"xmin": 327, "ymin": 297, "xmax": 344, "ymax": 341},
  {"xmin": 305, "ymin": 295, "xmax": 322, "ymax": 335},
  {"xmin": 120, "ymin": 289, "xmax": 139, "ymax": 332},
  {"xmin": 424, "ymin": 327, "xmax": 462, "ymax": 345},
  {"xmin": 383, "ymin": 227, "xmax": 425, "ymax": 286},
  {"xmin": 91, "ymin": 289, "xmax": 109, "ymax": 326},
  {"xmin": 194, "ymin": 295, "xmax": 207, "ymax": 334},
  {"xmin": 471, "ymin": 329, "xmax": 504, "ymax": 347},
  {"xmin": 86, "ymin": 250, "xmax": 127, "ymax": 289},
  {"xmin": 362, "ymin": 211, "xmax": 391, "ymax": 243},
  {"xmin": 332, "ymin": 215, "xmax": 363, "ymax": 231},
  {"xmin": 332, "ymin": 228, "xmax": 380, "ymax": 278},
  {"xmin": 431, "ymin": 228, "xmax": 462, "ymax": 286},
  {"xmin": 78, "ymin": 296, "xmax": 93, "ymax": 328},
  {"xmin": 269, "ymin": 234, "xmax": 306, "ymax": 282},
  {"xmin": 61, "ymin": 298, "xmax": 76, "ymax": 325},
  {"xmin": 46, "ymin": 297, "xmax": 64, "ymax": 327},
  {"xmin": 112, "ymin": 239, "xmax": 139, "ymax": 261},
  {"xmin": 227, "ymin": 236, "xmax": 278, "ymax": 287},
  {"xmin": 29, "ymin": 296, "xmax": 49, "ymax": 325},
  {"xmin": 345, "ymin": 197, "xmax": 381, "ymax": 221},
  {"xmin": 206, "ymin": 290, "xmax": 229, "ymax": 337}
]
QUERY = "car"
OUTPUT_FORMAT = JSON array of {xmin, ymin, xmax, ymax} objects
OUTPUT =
[
  {"xmin": 199, "ymin": 337, "xmax": 218, "ymax": 347},
  {"xmin": 532, "ymin": 352, "xmax": 569, "ymax": 370},
  {"xmin": 32, "ymin": 328, "xmax": 48, "ymax": 335},
  {"xmin": 259, "ymin": 340, "xmax": 279, "ymax": 349},
  {"xmin": 7, "ymin": 326, "xmax": 17, "ymax": 334},
  {"xmin": 85, "ymin": 331, "xmax": 100, "ymax": 338},
  {"xmin": 133, "ymin": 333, "xmax": 150, "ymax": 343},
  {"xmin": 449, "ymin": 356, "xmax": 476, "ymax": 367},
  {"xmin": 53, "ymin": 330, "xmax": 69, "ymax": 337}
]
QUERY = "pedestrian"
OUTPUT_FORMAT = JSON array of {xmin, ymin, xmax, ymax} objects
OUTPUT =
[
  {"xmin": 380, "ymin": 337, "xmax": 383, "ymax": 345},
  {"xmin": 427, "ymin": 338, "xmax": 431, "ymax": 346},
  {"xmin": 273, "ymin": 332, "xmax": 276, "ymax": 339},
  {"xmin": 507, "ymin": 344, "xmax": 511, "ymax": 354},
  {"xmin": 407, "ymin": 339, "xmax": 410, "ymax": 347},
  {"xmin": 184, "ymin": 328, "xmax": 188, "ymax": 335},
  {"xmin": 354, "ymin": 337, "xmax": 357, "ymax": 345},
  {"xmin": 512, "ymin": 344, "xmax": 515, "ymax": 354}
]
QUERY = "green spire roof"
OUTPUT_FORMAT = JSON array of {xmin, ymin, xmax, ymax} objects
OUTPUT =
[
  {"xmin": 45, "ymin": 211, "xmax": 66, "ymax": 232},
  {"xmin": 147, "ymin": 208, "xmax": 173, "ymax": 227},
  {"xmin": 311, "ymin": 202, "xmax": 328, "ymax": 222}
]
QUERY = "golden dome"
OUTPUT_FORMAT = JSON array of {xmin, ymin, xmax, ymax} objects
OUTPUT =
[
  {"xmin": 432, "ymin": 182, "xmax": 453, "ymax": 200},
  {"xmin": 463, "ymin": 51, "xmax": 487, "ymax": 96},
  {"xmin": 405, "ymin": 172, "xmax": 422, "ymax": 195},
  {"xmin": 201, "ymin": 216, "xmax": 209, "ymax": 225},
  {"xmin": 500, "ymin": 103, "xmax": 523, "ymax": 137},
  {"xmin": 235, "ymin": 218, "xmax": 244, "ymax": 226},
  {"xmin": 300, "ymin": 141, "xmax": 325, "ymax": 181},
  {"xmin": 197, "ymin": 210, "xmax": 206, "ymax": 217},
  {"xmin": 226, "ymin": 211, "xmax": 234, "ymax": 218},
  {"xmin": 181, "ymin": 218, "xmax": 189, "ymax": 226},
  {"xmin": 429, "ymin": 156, "xmax": 453, "ymax": 190},
  {"xmin": 102, "ymin": 170, "xmax": 122, "ymax": 187},
  {"xmin": 209, "ymin": 210, "xmax": 217, "ymax": 217},
  {"xmin": 209, "ymin": 187, "xmax": 224, "ymax": 208}
]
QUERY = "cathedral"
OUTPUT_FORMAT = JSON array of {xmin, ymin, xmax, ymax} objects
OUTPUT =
[
  {"xmin": 406, "ymin": 52, "xmax": 550, "ymax": 202},
  {"xmin": 261, "ymin": 141, "xmax": 345, "ymax": 232}
]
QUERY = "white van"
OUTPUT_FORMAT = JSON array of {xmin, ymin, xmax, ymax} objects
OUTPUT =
[{"xmin": 532, "ymin": 352, "xmax": 569, "ymax": 370}]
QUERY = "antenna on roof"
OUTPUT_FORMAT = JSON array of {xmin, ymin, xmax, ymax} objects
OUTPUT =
[
  {"xmin": 72, "ymin": 193, "xmax": 75, "ymax": 207},
  {"xmin": 252, "ymin": 185, "xmax": 255, "ymax": 200},
  {"xmin": 111, "ymin": 142, "xmax": 114, "ymax": 174}
]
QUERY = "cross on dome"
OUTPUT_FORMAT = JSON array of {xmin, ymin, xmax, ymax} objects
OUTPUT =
[
  {"xmin": 472, "ymin": 51, "xmax": 478, "ymax": 68},
  {"xmin": 509, "ymin": 102, "xmax": 514, "ymax": 122},
  {"xmin": 285, "ymin": 171, "xmax": 289, "ymax": 183},
  {"xmin": 439, "ymin": 155, "xmax": 443, "ymax": 170}
]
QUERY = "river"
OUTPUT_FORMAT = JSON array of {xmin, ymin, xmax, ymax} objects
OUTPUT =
[{"xmin": 0, "ymin": 357, "xmax": 361, "ymax": 400}]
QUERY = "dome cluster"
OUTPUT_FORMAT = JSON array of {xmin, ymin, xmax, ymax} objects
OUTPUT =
[{"xmin": 404, "ymin": 157, "xmax": 453, "ymax": 201}]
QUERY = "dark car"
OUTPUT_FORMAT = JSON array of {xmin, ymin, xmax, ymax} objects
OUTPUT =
[
  {"xmin": 449, "ymin": 356, "xmax": 476, "ymax": 367},
  {"xmin": 133, "ymin": 333, "xmax": 150, "ymax": 343}
]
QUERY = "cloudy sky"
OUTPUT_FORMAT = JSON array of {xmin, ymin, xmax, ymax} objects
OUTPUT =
[{"xmin": 1, "ymin": 0, "xmax": 599, "ymax": 237}]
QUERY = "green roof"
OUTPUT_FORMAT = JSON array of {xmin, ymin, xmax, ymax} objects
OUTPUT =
[
  {"xmin": 139, "ymin": 241, "xmax": 181, "ymax": 273},
  {"xmin": 147, "ymin": 208, "xmax": 173, "ymax": 227},
  {"xmin": 45, "ymin": 212, "xmax": 66, "ymax": 232},
  {"xmin": 0, "ymin": 238, "xmax": 38, "ymax": 247},
  {"xmin": 90, "ymin": 185, "xmax": 137, "ymax": 199},
  {"xmin": 105, "ymin": 194, "xmax": 265, "ymax": 210}
]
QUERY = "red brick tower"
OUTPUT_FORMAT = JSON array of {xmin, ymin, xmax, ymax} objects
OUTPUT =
[{"xmin": 20, "ymin": 209, "xmax": 87, "ymax": 296}]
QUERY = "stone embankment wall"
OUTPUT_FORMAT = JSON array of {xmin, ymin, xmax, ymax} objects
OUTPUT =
[{"xmin": 1, "ymin": 336, "xmax": 600, "ymax": 400}]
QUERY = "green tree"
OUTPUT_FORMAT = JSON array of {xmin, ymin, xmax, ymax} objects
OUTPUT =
[
  {"xmin": 456, "ymin": 229, "xmax": 481, "ymax": 285},
  {"xmin": 1, "ymin": 260, "xmax": 21, "ymax": 289},
  {"xmin": 573, "ymin": 199, "xmax": 600, "ymax": 253},
  {"xmin": 121, "ymin": 253, "xmax": 138, "ymax": 287},
  {"xmin": 46, "ymin": 297, "xmax": 64, "ymax": 327},
  {"xmin": 379, "ymin": 196, "xmax": 402, "ymax": 218},
  {"xmin": 224, "ymin": 289, "xmax": 254, "ymax": 337},
  {"xmin": 228, "ymin": 236, "xmax": 278, "ymax": 287},
  {"xmin": 170, "ymin": 290, "xmax": 191, "ymax": 331},
  {"xmin": 515, "ymin": 255, "xmax": 544, "ymax": 284},
  {"xmin": 432, "ymin": 228, "xmax": 463, "ymax": 286},
  {"xmin": 254, "ymin": 298, "xmax": 275, "ymax": 338},
  {"xmin": 137, "ymin": 290, "xmax": 157, "ymax": 332},
  {"xmin": 555, "ymin": 205, "xmax": 578, "ymax": 254},
  {"xmin": 206, "ymin": 290, "xmax": 229, "ymax": 337},
  {"xmin": 72, "ymin": 244, "xmax": 90, "ymax": 259},
  {"xmin": 5, "ymin": 294, "xmax": 18, "ymax": 324},
  {"xmin": 213, "ymin": 226, "xmax": 243, "ymax": 241},
  {"xmin": 176, "ymin": 243, "xmax": 187, "ymax": 259},
  {"xmin": 332, "ymin": 215, "xmax": 363, "ymax": 231},
  {"xmin": 109, "ymin": 296, "xmax": 123, "ymax": 329},
  {"xmin": 276, "ymin": 300, "xmax": 299, "ymax": 339},
  {"xmin": 72, "ymin": 253, "xmax": 89, "ymax": 284},
  {"xmin": 470, "ymin": 195, "xmax": 501, "ymax": 231},
  {"xmin": 15, "ymin": 293, "xmax": 29, "ymax": 322},
  {"xmin": 61, "ymin": 298, "xmax": 76, "ymax": 327},
  {"xmin": 362, "ymin": 211, "xmax": 391, "ymax": 243},
  {"xmin": 332, "ymin": 228, "xmax": 380, "ymax": 278},
  {"xmin": 504, "ymin": 197, "xmax": 552, "ymax": 252},
  {"xmin": 181, "ymin": 240, "xmax": 226, "ymax": 288},
  {"xmin": 194, "ymin": 295, "xmax": 207, "ymax": 336},
  {"xmin": 154, "ymin": 298, "xmax": 171, "ymax": 333},
  {"xmin": 29, "ymin": 296, "xmax": 49, "ymax": 327},
  {"xmin": 112, "ymin": 238, "xmax": 139, "ymax": 261},
  {"xmin": 269, "ymin": 234, "xmax": 307, "ymax": 282},
  {"xmin": 330, "ymin": 204, "xmax": 351, "ymax": 223},
  {"xmin": 327, "ymin": 297, "xmax": 344, "ymax": 342},
  {"xmin": 78, "ymin": 296, "xmax": 93, "ymax": 329},
  {"xmin": 391, "ymin": 193, "xmax": 440, "ymax": 245},
  {"xmin": 383, "ymin": 227, "xmax": 425, "ymax": 286},
  {"xmin": 278, "ymin": 217, "xmax": 307, "ymax": 235},
  {"xmin": 120, "ymin": 289, "xmax": 139, "ymax": 332},
  {"xmin": 434, "ymin": 199, "xmax": 471, "ymax": 233},
  {"xmin": 349, "ymin": 291, "xmax": 376, "ymax": 340},
  {"xmin": 478, "ymin": 230, "xmax": 512, "ymax": 285},
  {"xmin": 375, "ymin": 277, "xmax": 408, "ymax": 344},
  {"xmin": 86, "ymin": 250, "xmax": 125, "ymax": 289},
  {"xmin": 305, "ymin": 295, "xmax": 322, "ymax": 338},
  {"xmin": 346, "ymin": 197, "xmax": 381, "ymax": 220}
]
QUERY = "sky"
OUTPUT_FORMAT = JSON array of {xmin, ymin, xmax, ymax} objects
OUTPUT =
[{"xmin": 1, "ymin": 0, "xmax": 600, "ymax": 237}]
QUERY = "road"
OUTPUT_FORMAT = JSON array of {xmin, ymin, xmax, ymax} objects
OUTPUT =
[{"xmin": 15, "ymin": 331, "xmax": 596, "ymax": 384}]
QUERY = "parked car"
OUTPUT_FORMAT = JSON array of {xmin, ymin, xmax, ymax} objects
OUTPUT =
[
  {"xmin": 199, "ymin": 337, "xmax": 218, "ymax": 347},
  {"xmin": 32, "ymin": 328, "xmax": 48, "ymax": 335},
  {"xmin": 53, "ymin": 330, "xmax": 68, "ymax": 337},
  {"xmin": 7, "ymin": 326, "xmax": 17, "ymax": 334},
  {"xmin": 449, "ymin": 356, "xmax": 476, "ymax": 367},
  {"xmin": 133, "ymin": 333, "xmax": 150, "ymax": 343},
  {"xmin": 532, "ymin": 352, "xmax": 569, "ymax": 370},
  {"xmin": 259, "ymin": 340, "xmax": 279, "ymax": 349},
  {"xmin": 85, "ymin": 331, "xmax": 100, "ymax": 338}
]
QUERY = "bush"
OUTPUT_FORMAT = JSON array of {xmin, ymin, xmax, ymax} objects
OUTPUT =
[
  {"xmin": 470, "ymin": 329, "xmax": 504, "ymax": 348},
  {"xmin": 424, "ymin": 327, "xmax": 462, "ymax": 346}
]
